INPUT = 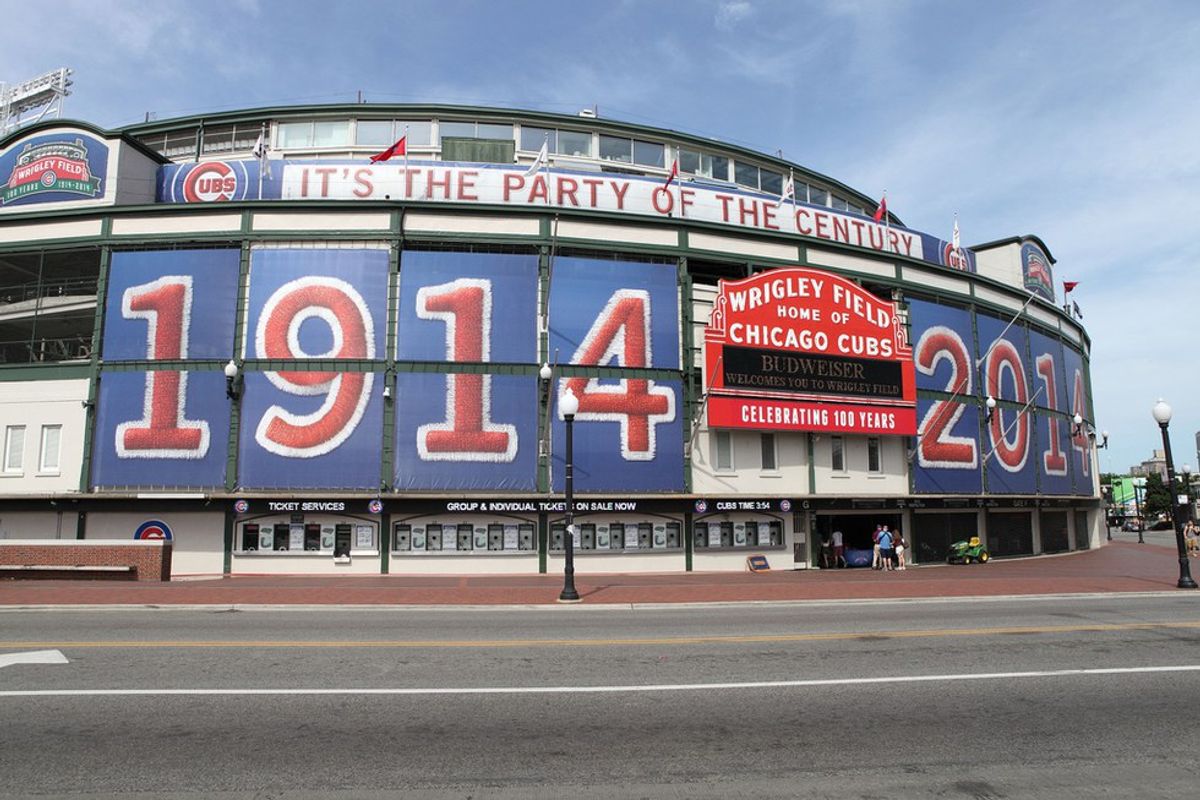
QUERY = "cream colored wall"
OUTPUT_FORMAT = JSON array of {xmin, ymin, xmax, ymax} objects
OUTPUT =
[
  {"xmin": 85, "ymin": 511, "xmax": 224, "ymax": 576},
  {"xmin": 0, "ymin": 510, "xmax": 78, "ymax": 539},
  {"xmin": 812, "ymin": 435, "xmax": 908, "ymax": 495},
  {"xmin": 691, "ymin": 428, "xmax": 808, "ymax": 495},
  {"xmin": 232, "ymin": 551, "xmax": 382, "ymax": 575},
  {"xmin": 547, "ymin": 549, "xmax": 685, "ymax": 574},
  {"xmin": 0, "ymin": 379, "xmax": 88, "ymax": 494},
  {"xmin": 974, "ymin": 244, "xmax": 1024, "ymax": 292}
]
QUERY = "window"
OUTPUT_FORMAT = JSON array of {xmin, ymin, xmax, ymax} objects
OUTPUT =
[
  {"xmin": 356, "ymin": 120, "xmax": 395, "ymax": 147},
  {"xmin": 633, "ymin": 140, "xmax": 664, "ymax": 167},
  {"xmin": 558, "ymin": 129, "xmax": 591, "ymax": 157},
  {"xmin": 831, "ymin": 435, "xmax": 845, "ymax": 472},
  {"xmin": 714, "ymin": 430, "xmax": 733, "ymax": 471},
  {"xmin": 313, "ymin": 120, "xmax": 350, "ymax": 147},
  {"xmin": 760, "ymin": 170, "xmax": 783, "ymax": 195},
  {"xmin": 39, "ymin": 425, "xmax": 61, "ymax": 473},
  {"xmin": 599, "ymin": 134, "xmax": 633, "ymax": 163},
  {"xmin": 760, "ymin": 433, "xmax": 777, "ymax": 471},
  {"xmin": 868, "ymin": 437, "xmax": 882, "ymax": 473},
  {"xmin": 794, "ymin": 181, "xmax": 810, "ymax": 202},
  {"xmin": 438, "ymin": 120, "xmax": 514, "ymax": 141},
  {"xmin": 200, "ymin": 125, "xmax": 235, "ymax": 154},
  {"xmin": 810, "ymin": 187, "xmax": 829, "ymax": 206},
  {"xmin": 735, "ymin": 162, "xmax": 759, "ymax": 188},
  {"xmin": 521, "ymin": 126, "xmax": 557, "ymax": 152},
  {"xmin": 679, "ymin": 148, "xmax": 729, "ymax": 180},
  {"xmin": 3, "ymin": 425, "xmax": 24, "ymax": 473},
  {"xmin": 832, "ymin": 196, "xmax": 849, "ymax": 211}
]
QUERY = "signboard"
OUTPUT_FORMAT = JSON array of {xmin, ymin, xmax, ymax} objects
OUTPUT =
[
  {"xmin": 133, "ymin": 520, "xmax": 173, "ymax": 541},
  {"xmin": 156, "ymin": 159, "xmax": 982, "ymax": 273},
  {"xmin": 0, "ymin": 131, "xmax": 107, "ymax": 208},
  {"xmin": 1021, "ymin": 241, "xmax": 1055, "ymax": 302},
  {"xmin": 704, "ymin": 267, "xmax": 916, "ymax": 435}
]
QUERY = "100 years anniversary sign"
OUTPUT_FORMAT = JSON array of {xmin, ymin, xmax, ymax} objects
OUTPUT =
[{"xmin": 704, "ymin": 267, "xmax": 916, "ymax": 434}]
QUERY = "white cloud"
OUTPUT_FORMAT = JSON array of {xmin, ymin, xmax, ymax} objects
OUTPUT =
[{"xmin": 715, "ymin": 1, "xmax": 753, "ymax": 30}]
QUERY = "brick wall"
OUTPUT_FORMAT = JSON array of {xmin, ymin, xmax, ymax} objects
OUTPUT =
[{"xmin": 0, "ymin": 541, "xmax": 172, "ymax": 581}]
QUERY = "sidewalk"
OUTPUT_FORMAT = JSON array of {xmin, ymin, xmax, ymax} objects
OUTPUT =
[{"xmin": 1, "ymin": 539, "xmax": 1197, "ymax": 607}]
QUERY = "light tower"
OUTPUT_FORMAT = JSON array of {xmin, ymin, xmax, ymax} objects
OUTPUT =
[{"xmin": 1, "ymin": 68, "xmax": 74, "ymax": 137}]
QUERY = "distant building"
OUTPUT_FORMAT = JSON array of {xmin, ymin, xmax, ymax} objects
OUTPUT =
[{"xmin": 1130, "ymin": 450, "xmax": 1167, "ymax": 481}]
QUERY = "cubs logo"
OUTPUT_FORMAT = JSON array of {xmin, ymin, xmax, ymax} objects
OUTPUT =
[
  {"xmin": 779, "ymin": 499, "xmax": 791, "ymax": 512},
  {"xmin": 134, "ymin": 519, "xmax": 173, "ymax": 540},
  {"xmin": 694, "ymin": 500, "xmax": 708, "ymax": 513},
  {"xmin": 942, "ymin": 243, "xmax": 969, "ymax": 272},
  {"xmin": 182, "ymin": 161, "xmax": 240, "ymax": 202},
  {"xmin": 233, "ymin": 499, "xmax": 250, "ymax": 514},
  {"xmin": 367, "ymin": 499, "xmax": 383, "ymax": 514}
]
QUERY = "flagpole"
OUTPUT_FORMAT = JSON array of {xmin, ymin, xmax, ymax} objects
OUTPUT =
[
  {"xmin": 257, "ymin": 122, "xmax": 266, "ymax": 201},
  {"xmin": 403, "ymin": 124, "xmax": 409, "ymax": 201}
]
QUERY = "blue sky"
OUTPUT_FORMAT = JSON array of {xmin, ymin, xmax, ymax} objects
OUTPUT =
[{"xmin": 3, "ymin": 0, "xmax": 1198, "ymax": 475}]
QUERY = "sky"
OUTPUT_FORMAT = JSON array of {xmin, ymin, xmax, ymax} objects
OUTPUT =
[{"xmin": 2, "ymin": 0, "xmax": 1197, "ymax": 475}]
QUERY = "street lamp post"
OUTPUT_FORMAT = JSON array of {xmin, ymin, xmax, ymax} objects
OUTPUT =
[
  {"xmin": 1151, "ymin": 399, "xmax": 1197, "ymax": 589},
  {"xmin": 558, "ymin": 388, "xmax": 581, "ymax": 603}
]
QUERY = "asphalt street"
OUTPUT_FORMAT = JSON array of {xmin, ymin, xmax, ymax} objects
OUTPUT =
[{"xmin": 3, "ymin": 594, "xmax": 1200, "ymax": 798}]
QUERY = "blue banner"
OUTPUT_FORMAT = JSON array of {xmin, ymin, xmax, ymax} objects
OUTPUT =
[
  {"xmin": 91, "ymin": 370, "xmax": 230, "ymax": 488},
  {"xmin": 396, "ymin": 250, "xmax": 538, "ymax": 363},
  {"xmin": 547, "ymin": 257, "xmax": 682, "ymax": 491},
  {"xmin": 236, "ymin": 370, "xmax": 384, "ymax": 489},
  {"xmin": 238, "ymin": 248, "xmax": 388, "ymax": 489},
  {"xmin": 1028, "ymin": 330, "xmax": 1072, "ymax": 495},
  {"xmin": 393, "ymin": 372, "xmax": 538, "ymax": 490},
  {"xmin": 244, "ymin": 248, "xmax": 388, "ymax": 362},
  {"xmin": 0, "ymin": 131, "xmax": 108, "ymax": 208},
  {"xmin": 103, "ymin": 249, "xmax": 240, "ymax": 361},
  {"xmin": 158, "ymin": 159, "xmax": 277, "ymax": 203},
  {"xmin": 1061, "ymin": 344, "xmax": 1093, "ymax": 495},
  {"xmin": 976, "ymin": 312, "xmax": 1037, "ymax": 494},
  {"xmin": 908, "ymin": 299, "xmax": 982, "ymax": 494}
]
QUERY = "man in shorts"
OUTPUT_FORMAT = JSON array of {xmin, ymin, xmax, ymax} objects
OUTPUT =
[{"xmin": 831, "ymin": 529, "xmax": 846, "ymax": 568}]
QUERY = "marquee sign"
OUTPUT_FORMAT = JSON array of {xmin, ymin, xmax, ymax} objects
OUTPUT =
[
  {"xmin": 704, "ymin": 267, "xmax": 916, "ymax": 435},
  {"xmin": 0, "ymin": 132, "xmax": 107, "ymax": 207},
  {"xmin": 1021, "ymin": 241, "xmax": 1054, "ymax": 302}
]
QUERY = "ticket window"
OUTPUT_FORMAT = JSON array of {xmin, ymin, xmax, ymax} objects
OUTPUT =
[
  {"xmin": 393, "ymin": 524, "xmax": 412, "ymax": 552},
  {"xmin": 274, "ymin": 525, "xmax": 291, "ymax": 551},
  {"xmin": 458, "ymin": 523, "xmax": 474, "ymax": 551},
  {"xmin": 720, "ymin": 521, "xmax": 734, "ymax": 548},
  {"xmin": 518, "ymin": 523, "xmax": 535, "ymax": 550},
  {"xmin": 596, "ymin": 525, "xmax": 611, "ymax": 550},
  {"xmin": 550, "ymin": 522, "xmax": 565, "ymax": 551},
  {"xmin": 693, "ymin": 522, "xmax": 708, "ymax": 550},
  {"xmin": 577, "ymin": 523, "xmax": 594, "ymax": 551},
  {"xmin": 745, "ymin": 521, "xmax": 760, "ymax": 547},
  {"xmin": 610, "ymin": 523, "xmax": 625, "ymax": 551},
  {"xmin": 334, "ymin": 524, "xmax": 352, "ymax": 557},
  {"xmin": 241, "ymin": 524, "xmax": 259, "ymax": 552},
  {"xmin": 304, "ymin": 524, "xmax": 321, "ymax": 552},
  {"xmin": 426, "ymin": 523, "xmax": 443, "ymax": 552},
  {"xmin": 768, "ymin": 521, "xmax": 783, "ymax": 546},
  {"xmin": 665, "ymin": 522, "xmax": 681, "ymax": 549}
]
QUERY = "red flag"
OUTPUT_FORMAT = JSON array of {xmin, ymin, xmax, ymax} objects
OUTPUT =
[
  {"xmin": 369, "ymin": 136, "xmax": 407, "ymax": 163},
  {"xmin": 1063, "ymin": 281, "xmax": 1079, "ymax": 293},
  {"xmin": 663, "ymin": 159, "xmax": 678, "ymax": 190},
  {"xmin": 873, "ymin": 194, "xmax": 888, "ymax": 222}
]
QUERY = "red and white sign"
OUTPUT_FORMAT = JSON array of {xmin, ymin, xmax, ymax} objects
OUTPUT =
[{"xmin": 703, "ymin": 267, "xmax": 916, "ymax": 434}]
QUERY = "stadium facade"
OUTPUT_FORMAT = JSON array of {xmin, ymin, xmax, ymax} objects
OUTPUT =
[{"xmin": 0, "ymin": 104, "xmax": 1100, "ymax": 577}]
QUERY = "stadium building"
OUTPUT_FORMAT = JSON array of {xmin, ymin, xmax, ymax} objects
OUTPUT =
[{"xmin": 0, "ymin": 103, "xmax": 1101, "ymax": 577}]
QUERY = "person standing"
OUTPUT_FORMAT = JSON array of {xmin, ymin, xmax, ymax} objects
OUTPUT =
[
  {"xmin": 819, "ymin": 533, "xmax": 832, "ymax": 568},
  {"xmin": 831, "ymin": 529, "xmax": 846, "ymax": 568},
  {"xmin": 871, "ymin": 525, "xmax": 883, "ymax": 570},
  {"xmin": 894, "ymin": 528, "xmax": 907, "ymax": 570},
  {"xmin": 878, "ymin": 526, "xmax": 894, "ymax": 571}
]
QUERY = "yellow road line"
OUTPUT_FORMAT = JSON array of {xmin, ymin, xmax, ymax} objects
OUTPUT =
[{"xmin": 3, "ymin": 620, "xmax": 1200, "ymax": 650}]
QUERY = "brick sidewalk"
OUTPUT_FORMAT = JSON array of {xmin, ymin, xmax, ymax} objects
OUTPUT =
[{"xmin": 1, "ymin": 541, "xmax": 1196, "ymax": 607}]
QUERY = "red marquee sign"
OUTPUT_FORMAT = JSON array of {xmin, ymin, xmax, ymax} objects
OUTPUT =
[{"xmin": 703, "ymin": 267, "xmax": 916, "ymax": 435}]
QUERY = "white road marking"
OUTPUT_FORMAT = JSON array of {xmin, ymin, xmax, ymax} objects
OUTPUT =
[
  {"xmin": 2, "ymin": 664, "xmax": 1200, "ymax": 696},
  {"xmin": 0, "ymin": 649, "xmax": 68, "ymax": 670}
]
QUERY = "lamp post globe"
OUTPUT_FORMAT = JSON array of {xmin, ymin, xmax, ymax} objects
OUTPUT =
[
  {"xmin": 539, "ymin": 362, "xmax": 552, "ymax": 382},
  {"xmin": 1150, "ymin": 398, "xmax": 1196, "ymax": 589},
  {"xmin": 558, "ymin": 388, "xmax": 581, "ymax": 603}
]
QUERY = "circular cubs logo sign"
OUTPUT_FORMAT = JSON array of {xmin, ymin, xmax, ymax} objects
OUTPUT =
[
  {"xmin": 943, "ymin": 243, "xmax": 968, "ymax": 271},
  {"xmin": 40, "ymin": 171, "xmax": 58, "ymax": 188},
  {"xmin": 181, "ymin": 161, "xmax": 240, "ymax": 202},
  {"xmin": 694, "ymin": 500, "xmax": 708, "ymax": 514},
  {"xmin": 779, "ymin": 499, "xmax": 792, "ymax": 512},
  {"xmin": 134, "ymin": 520, "xmax": 173, "ymax": 541},
  {"xmin": 233, "ymin": 499, "xmax": 250, "ymax": 514},
  {"xmin": 367, "ymin": 499, "xmax": 383, "ymax": 514}
]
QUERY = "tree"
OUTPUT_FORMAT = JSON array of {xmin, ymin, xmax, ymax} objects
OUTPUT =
[{"xmin": 1142, "ymin": 472, "xmax": 1171, "ymax": 520}]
